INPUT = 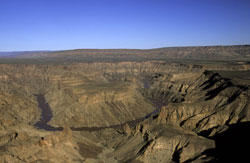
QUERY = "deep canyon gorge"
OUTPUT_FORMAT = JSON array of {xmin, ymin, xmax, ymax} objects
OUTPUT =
[{"xmin": 1, "ymin": 46, "xmax": 250, "ymax": 162}]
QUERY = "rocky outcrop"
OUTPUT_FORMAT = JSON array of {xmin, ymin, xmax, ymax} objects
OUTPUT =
[
  {"xmin": 110, "ymin": 121, "xmax": 215, "ymax": 163},
  {"xmin": 0, "ymin": 129, "xmax": 82, "ymax": 162},
  {"xmin": 155, "ymin": 71, "xmax": 250, "ymax": 136}
]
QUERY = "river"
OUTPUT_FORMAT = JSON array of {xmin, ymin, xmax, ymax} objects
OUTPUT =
[{"xmin": 34, "ymin": 79, "xmax": 164, "ymax": 131}]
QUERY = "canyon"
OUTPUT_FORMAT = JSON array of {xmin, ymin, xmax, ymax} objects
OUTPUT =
[{"xmin": 0, "ymin": 46, "xmax": 250, "ymax": 162}]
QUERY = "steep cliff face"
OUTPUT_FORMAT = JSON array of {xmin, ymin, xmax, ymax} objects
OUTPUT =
[
  {"xmin": 0, "ymin": 88, "xmax": 39, "ymax": 131},
  {"xmin": 106, "ymin": 68, "xmax": 250, "ymax": 162},
  {"xmin": 0, "ymin": 127, "xmax": 87, "ymax": 162},
  {"xmin": 45, "ymin": 82, "xmax": 156, "ymax": 127},
  {"xmin": 154, "ymin": 71, "xmax": 250, "ymax": 136},
  {"xmin": 143, "ymin": 72, "xmax": 201, "ymax": 103},
  {"xmin": 110, "ymin": 122, "xmax": 215, "ymax": 163}
]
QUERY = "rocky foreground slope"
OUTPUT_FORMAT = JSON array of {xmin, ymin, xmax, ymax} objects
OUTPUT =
[{"xmin": 0, "ymin": 61, "xmax": 250, "ymax": 162}]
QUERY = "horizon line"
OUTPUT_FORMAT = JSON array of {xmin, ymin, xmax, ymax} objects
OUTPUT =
[{"xmin": 1, "ymin": 44, "xmax": 250, "ymax": 53}]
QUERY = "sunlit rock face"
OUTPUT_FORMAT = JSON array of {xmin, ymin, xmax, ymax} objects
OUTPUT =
[{"xmin": 155, "ymin": 71, "xmax": 250, "ymax": 135}]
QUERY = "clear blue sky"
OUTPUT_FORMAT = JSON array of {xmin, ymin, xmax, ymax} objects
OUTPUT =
[{"xmin": 0, "ymin": 0, "xmax": 250, "ymax": 51}]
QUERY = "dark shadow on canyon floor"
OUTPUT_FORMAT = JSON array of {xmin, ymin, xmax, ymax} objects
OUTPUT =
[{"xmin": 202, "ymin": 122, "xmax": 250, "ymax": 162}]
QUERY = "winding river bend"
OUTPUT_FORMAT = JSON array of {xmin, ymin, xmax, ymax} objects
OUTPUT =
[
  {"xmin": 34, "ymin": 94, "xmax": 63, "ymax": 131},
  {"xmin": 34, "ymin": 79, "xmax": 164, "ymax": 131}
]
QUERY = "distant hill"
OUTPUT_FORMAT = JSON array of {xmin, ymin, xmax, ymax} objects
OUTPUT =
[
  {"xmin": 1, "ymin": 45, "xmax": 250, "ymax": 61},
  {"xmin": 0, "ymin": 51, "xmax": 52, "ymax": 58}
]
